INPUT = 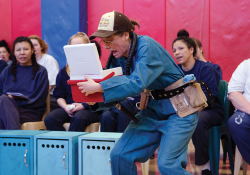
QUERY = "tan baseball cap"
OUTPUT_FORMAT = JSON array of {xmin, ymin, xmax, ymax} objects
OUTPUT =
[{"xmin": 89, "ymin": 11, "xmax": 133, "ymax": 40}]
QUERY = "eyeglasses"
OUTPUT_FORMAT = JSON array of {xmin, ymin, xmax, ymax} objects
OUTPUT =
[{"xmin": 99, "ymin": 35, "xmax": 121, "ymax": 47}]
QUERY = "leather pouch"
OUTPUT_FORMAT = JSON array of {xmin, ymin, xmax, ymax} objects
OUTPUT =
[
  {"xmin": 139, "ymin": 89, "xmax": 150, "ymax": 110},
  {"xmin": 169, "ymin": 82, "xmax": 208, "ymax": 118},
  {"xmin": 138, "ymin": 79, "xmax": 209, "ymax": 117}
]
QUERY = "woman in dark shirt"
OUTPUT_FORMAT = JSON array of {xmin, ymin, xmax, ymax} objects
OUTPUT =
[
  {"xmin": 44, "ymin": 32, "xmax": 101, "ymax": 131},
  {"xmin": 172, "ymin": 30, "xmax": 224, "ymax": 175},
  {"xmin": 0, "ymin": 36, "xmax": 49, "ymax": 129}
]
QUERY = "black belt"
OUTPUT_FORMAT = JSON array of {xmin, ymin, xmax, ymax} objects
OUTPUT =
[
  {"xmin": 150, "ymin": 80, "xmax": 214, "ymax": 106},
  {"xmin": 113, "ymin": 81, "xmax": 214, "ymax": 123}
]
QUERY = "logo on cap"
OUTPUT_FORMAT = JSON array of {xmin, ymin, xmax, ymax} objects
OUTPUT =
[{"xmin": 98, "ymin": 12, "xmax": 114, "ymax": 31}]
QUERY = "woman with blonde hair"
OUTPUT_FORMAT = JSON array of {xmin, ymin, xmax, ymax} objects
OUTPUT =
[{"xmin": 44, "ymin": 32, "xmax": 101, "ymax": 131}]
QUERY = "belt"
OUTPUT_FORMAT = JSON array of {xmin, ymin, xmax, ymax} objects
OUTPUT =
[{"xmin": 150, "ymin": 80, "xmax": 214, "ymax": 106}]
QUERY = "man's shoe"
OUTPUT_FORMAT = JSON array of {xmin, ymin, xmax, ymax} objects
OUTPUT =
[{"xmin": 201, "ymin": 169, "xmax": 212, "ymax": 175}]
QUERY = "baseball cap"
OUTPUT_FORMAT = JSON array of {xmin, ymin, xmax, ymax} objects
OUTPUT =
[{"xmin": 89, "ymin": 11, "xmax": 133, "ymax": 40}]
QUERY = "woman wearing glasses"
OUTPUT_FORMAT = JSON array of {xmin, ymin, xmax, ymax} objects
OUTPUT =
[{"xmin": 78, "ymin": 11, "xmax": 198, "ymax": 175}]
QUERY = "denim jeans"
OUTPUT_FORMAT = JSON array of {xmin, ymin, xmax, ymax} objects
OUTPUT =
[{"xmin": 110, "ymin": 108, "xmax": 198, "ymax": 175}]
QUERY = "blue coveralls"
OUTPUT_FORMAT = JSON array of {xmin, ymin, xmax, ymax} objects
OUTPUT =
[{"xmin": 99, "ymin": 35, "xmax": 198, "ymax": 175}]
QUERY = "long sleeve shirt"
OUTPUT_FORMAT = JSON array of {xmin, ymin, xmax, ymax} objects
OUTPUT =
[
  {"xmin": 99, "ymin": 35, "xmax": 184, "ymax": 119},
  {"xmin": 0, "ymin": 64, "xmax": 49, "ymax": 117}
]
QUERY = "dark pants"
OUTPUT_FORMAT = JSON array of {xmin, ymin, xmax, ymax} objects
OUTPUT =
[
  {"xmin": 192, "ymin": 107, "xmax": 224, "ymax": 165},
  {"xmin": 228, "ymin": 110, "xmax": 250, "ymax": 164},
  {"xmin": 0, "ymin": 95, "xmax": 41, "ymax": 130},
  {"xmin": 50, "ymin": 95, "xmax": 60, "ymax": 112},
  {"xmin": 44, "ymin": 107, "xmax": 101, "ymax": 131},
  {"xmin": 99, "ymin": 100, "xmax": 140, "ymax": 132}
]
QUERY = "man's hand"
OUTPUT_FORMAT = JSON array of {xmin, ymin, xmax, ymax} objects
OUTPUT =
[{"xmin": 77, "ymin": 76, "xmax": 104, "ymax": 96}]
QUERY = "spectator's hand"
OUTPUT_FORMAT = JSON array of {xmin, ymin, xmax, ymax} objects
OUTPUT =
[
  {"xmin": 77, "ymin": 76, "xmax": 103, "ymax": 96},
  {"xmin": 8, "ymin": 94, "xmax": 23, "ymax": 100},
  {"xmin": 71, "ymin": 103, "xmax": 84, "ymax": 113},
  {"xmin": 8, "ymin": 95, "xmax": 13, "ymax": 99},
  {"xmin": 64, "ymin": 106, "xmax": 74, "ymax": 117}
]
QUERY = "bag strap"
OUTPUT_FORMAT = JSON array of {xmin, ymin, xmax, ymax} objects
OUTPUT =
[
  {"xmin": 107, "ymin": 33, "xmax": 139, "ymax": 123},
  {"xmin": 113, "ymin": 101, "xmax": 139, "ymax": 123},
  {"xmin": 150, "ymin": 80, "xmax": 214, "ymax": 106}
]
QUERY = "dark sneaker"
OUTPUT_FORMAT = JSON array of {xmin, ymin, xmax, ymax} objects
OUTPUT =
[{"xmin": 202, "ymin": 169, "xmax": 212, "ymax": 175}]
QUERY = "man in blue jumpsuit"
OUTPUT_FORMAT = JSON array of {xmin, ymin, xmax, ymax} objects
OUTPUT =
[{"xmin": 78, "ymin": 11, "xmax": 198, "ymax": 175}]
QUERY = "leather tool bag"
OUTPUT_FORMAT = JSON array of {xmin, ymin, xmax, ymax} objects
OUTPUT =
[
  {"xmin": 139, "ymin": 89, "xmax": 151, "ymax": 110},
  {"xmin": 140, "ymin": 78, "xmax": 214, "ymax": 118}
]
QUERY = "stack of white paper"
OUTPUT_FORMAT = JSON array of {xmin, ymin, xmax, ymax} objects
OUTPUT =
[{"xmin": 63, "ymin": 43, "xmax": 122, "ymax": 80}]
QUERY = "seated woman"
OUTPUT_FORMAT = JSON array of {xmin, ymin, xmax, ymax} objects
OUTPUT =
[
  {"xmin": 228, "ymin": 58, "xmax": 250, "ymax": 164},
  {"xmin": 0, "ymin": 36, "xmax": 49, "ymax": 129},
  {"xmin": 192, "ymin": 37, "xmax": 222, "ymax": 80},
  {"xmin": 29, "ymin": 35, "xmax": 59, "ymax": 111},
  {"xmin": 172, "ymin": 30, "xmax": 224, "ymax": 175},
  {"xmin": 44, "ymin": 32, "xmax": 101, "ymax": 132},
  {"xmin": 0, "ymin": 40, "xmax": 12, "ymax": 65}
]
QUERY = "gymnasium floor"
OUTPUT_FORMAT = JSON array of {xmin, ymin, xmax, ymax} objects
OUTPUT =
[{"xmin": 135, "ymin": 140, "xmax": 249, "ymax": 175}]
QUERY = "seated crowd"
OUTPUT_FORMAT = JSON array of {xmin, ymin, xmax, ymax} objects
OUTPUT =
[{"xmin": 0, "ymin": 28, "xmax": 249, "ymax": 175}]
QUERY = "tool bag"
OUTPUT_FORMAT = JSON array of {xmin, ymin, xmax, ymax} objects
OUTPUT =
[{"xmin": 139, "ymin": 78, "xmax": 214, "ymax": 118}]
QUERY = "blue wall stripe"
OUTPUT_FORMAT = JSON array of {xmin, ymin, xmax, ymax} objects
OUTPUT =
[
  {"xmin": 41, "ymin": 0, "xmax": 88, "ymax": 69},
  {"xmin": 79, "ymin": 0, "xmax": 88, "ymax": 34}
]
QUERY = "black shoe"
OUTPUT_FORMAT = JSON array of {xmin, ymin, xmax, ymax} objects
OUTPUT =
[
  {"xmin": 150, "ymin": 153, "xmax": 154, "ymax": 159},
  {"xmin": 201, "ymin": 169, "xmax": 212, "ymax": 175}
]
